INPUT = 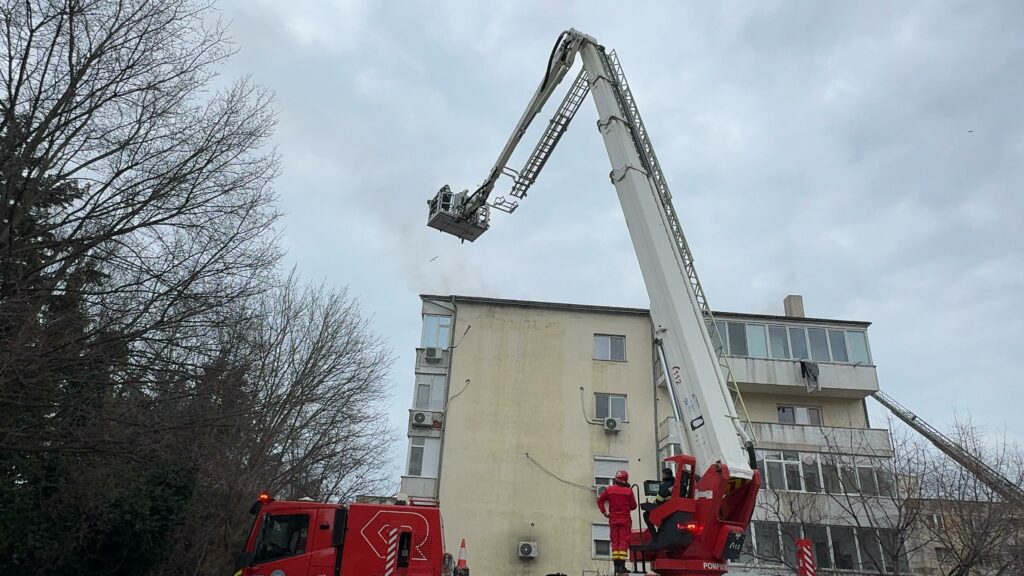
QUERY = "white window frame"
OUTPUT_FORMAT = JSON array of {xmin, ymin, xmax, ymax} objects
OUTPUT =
[
  {"xmin": 595, "ymin": 393, "xmax": 628, "ymax": 421},
  {"xmin": 593, "ymin": 334, "xmax": 626, "ymax": 361},
  {"xmin": 413, "ymin": 373, "xmax": 446, "ymax": 411},
  {"xmin": 406, "ymin": 437, "xmax": 440, "ymax": 478},
  {"xmin": 407, "ymin": 437, "xmax": 425, "ymax": 476},
  {"xmin": 594, "ymin": 456, "xmax": 628, "ymax": 491},
  {"xmin": 777, "ymin": 405, "xmax": 822, "ymax": 426},
  {"xmin": 592, "ymin": 523, "xmax": 611, "ymax": 559},
  {"xmin": 717, "ymin": 320, "xmax": 872, "ymax": 365},
  {"xmin": 421, "ymin": 314, "xmax": 452, "ymax": 349},
  {"xmin": 756, "ymin": 450, "xmax": 895, "ymax": 498}
]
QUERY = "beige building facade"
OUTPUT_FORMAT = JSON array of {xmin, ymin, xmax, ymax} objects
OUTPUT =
[{"xmin": 400, "ymin": 294, "xmax": 900, "ymax": 576}]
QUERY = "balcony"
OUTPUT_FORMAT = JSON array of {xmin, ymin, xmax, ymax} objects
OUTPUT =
[
  {"xmin": 726, "ymin": 356, "xmax": 878, "ymax": 399},
  {"xmin": 746, "ymin": 421, "xmax": 893, "ymax": 457},
  {"xmin": 400, "ymin": 476, "xmax": 437, "ymax": 499},
  {"xmin": 415, "ymin": 347, "xmax": 449, "ymax": 370}
]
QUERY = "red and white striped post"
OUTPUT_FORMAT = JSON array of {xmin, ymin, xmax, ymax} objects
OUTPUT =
[
  {"xmin": 384, "ymin": 527, "xmax": 399, "ymax": 576},
  {"xmin": 796, "ymin": 538, "xmax": 817, "ymax": 576}
]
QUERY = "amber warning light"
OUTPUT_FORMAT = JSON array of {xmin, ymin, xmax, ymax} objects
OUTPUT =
[{"xmin": 258, "ymin": 491, "xmax": 273, "ymax": 504}]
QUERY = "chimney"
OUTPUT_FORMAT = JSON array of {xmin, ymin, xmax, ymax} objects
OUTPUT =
[{"xmin": 784, "ymin": 295, "xmax": 805, "ymax": 318}]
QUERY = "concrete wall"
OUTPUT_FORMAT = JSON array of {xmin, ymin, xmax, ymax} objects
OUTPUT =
[
  {"xmin": 741, "ymin": 391, "xmax": 870, "ymax": 429},
  {"xmin": 436, "ymin": 301, "xmax": 662, "ymax": 576}
]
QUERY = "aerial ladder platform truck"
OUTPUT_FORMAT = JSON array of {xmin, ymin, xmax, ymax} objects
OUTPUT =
[
  {"xmin": 427, "ymin": 29, "xmax": 760, "ymax": 576},
  {"xmin": 233, "ymin": 29, "xmax": 760, "ymax": 576}
]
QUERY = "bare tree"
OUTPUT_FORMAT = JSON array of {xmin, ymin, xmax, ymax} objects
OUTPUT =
[
  {"xmin": 153, "ymin": 274, "xmax": 395, "ymax": 576},
  {"xmin": 0, "ymin": 0, "xmax": 280, "ymax": 456},
  {"xmin": 750, "ymin": 418, "xmax": 1024, "ymax": 576},
  {"xmin": 911, "ymin": 419, "xmax": 1024, "ymax": 576},
  {"xmin": 750, "ymin": 423, "xmax": 920, "ymax": 575}
]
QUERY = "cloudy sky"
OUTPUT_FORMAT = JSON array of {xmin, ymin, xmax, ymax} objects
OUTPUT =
[{"xmin": 215, "ymin": 1, "xmax": 1023, "ymax": 479}]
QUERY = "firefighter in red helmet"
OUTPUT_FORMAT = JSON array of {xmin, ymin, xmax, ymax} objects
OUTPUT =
[{"xmin": 597, "ymin": 469, "xmax": 636, "ymax": 575}]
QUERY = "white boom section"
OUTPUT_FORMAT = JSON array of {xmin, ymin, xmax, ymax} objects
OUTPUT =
[
  {"xmin": 575, "ymin": 41, "xmax": 751, "ymax": 479},
  {"xmin": 429, "ymin": 30, "xmax": 753, "ymax": 479}
]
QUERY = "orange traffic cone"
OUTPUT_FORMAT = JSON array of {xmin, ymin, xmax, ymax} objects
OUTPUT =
[{"xmin": 455, "ymin": 538, "xmax": 469, "ymax": 575}]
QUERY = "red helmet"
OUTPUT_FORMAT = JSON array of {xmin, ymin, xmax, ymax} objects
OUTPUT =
[{"xmin": 614, "ymin": 470, "xmax": 629, "ymax": 484}]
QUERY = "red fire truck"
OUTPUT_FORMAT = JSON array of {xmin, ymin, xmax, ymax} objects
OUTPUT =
[{"xmin": 234, "ymin": 492, "xmax": 459, "ymax": 576}]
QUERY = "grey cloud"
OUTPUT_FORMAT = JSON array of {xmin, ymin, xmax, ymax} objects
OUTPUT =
[{"xmin": 216, "ymin": 0, "xmax": 1024, "ymax": 472}]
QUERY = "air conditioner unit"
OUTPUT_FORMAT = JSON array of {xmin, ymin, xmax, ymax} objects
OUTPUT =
[
  {"xmin": 411, "ymin": 411, "xmax": 432, "ymax": 427},
  {"xmin": 424, "ymin": 347, "xmax": 442, "ymax": 363},
  {"xmin": 603, "ymin": 417, "xmax": 621, "ymax": 434},
  {"xmin": 594, "ymin": 484, "xmax": 609, "ymax": 496},
  {"xmin": 518, "ymin": 541, "xmax": 538, "ymax": 559}
]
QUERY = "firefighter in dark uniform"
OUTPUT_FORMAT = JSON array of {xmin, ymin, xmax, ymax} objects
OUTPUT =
[
  {"xmin": 596, "ymin": 469, "xmax": 636, "ymax": 575},
  {"xmin": 642, "ymin": 467, "xmax": 675, "ymax": 538}
]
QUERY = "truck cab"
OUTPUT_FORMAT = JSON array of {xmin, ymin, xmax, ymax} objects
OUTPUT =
[{"xmin": 235, "ymin": 494, "xmax": 447, "ymax": 576}]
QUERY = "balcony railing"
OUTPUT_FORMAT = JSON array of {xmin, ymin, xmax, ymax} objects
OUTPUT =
[
  {"xmin": 727, "ymin": 356, "xmax": 879, "ymax": 398},
  {"xmin": 400, "ymin": 476, "xmax": 438, "ymax": 499},
  {"xmin": 746, "ymin": 421, "xmax": 893, "ymax": 457}
]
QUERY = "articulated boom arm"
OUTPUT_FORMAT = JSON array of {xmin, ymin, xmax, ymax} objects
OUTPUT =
[{"xmin": 428, "ymin": 30, "xmax": 760, "ymax": 574}]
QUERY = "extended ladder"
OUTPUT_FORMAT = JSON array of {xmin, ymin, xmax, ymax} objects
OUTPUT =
[
  {"xmin": 594, "ymin": 49, "xmax": 752, "ymax": 427},
  {"xmin": 873, "ymin": 390, "xmax": 1024, "ymax": 507},
  {"xmin": 492, "ymin": 70, "xmax": 593, "ymax": 213}
]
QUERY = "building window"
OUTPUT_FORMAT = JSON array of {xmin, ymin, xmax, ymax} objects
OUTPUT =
[
  {"xmin": 421, "ymin": 314, "xmax": 451, "ymax": 349},
  {"xmin": 746, "ymin": 324, "xmax": 769, "ymax": 358},
  {"xmin": 924, "ymin": 514, "xmax": 945, "ymax": 531},
  {"xmin": 713, "ymin": 320, "xmax": 727, "ymax": 355},
  {"xmin": 768, "ymin": 325, "xmax": 790, "ymax": 359},
  {"xmin": 408, "ymin": 437, "xmax": 425, "ymax": 476},
  {"xmin": 828, "ymin": 329, "xmax": 849, "ymax": 362},
  {"xmin": 804, "ymin": 524, "xmax": 832, "ymax": 569},
  {"xmin": 738, "ymin": 524, "xmax": 755, "ymax": 563},
  {"xmin": 876, "ymin": 467, "xmax": 895, "ymax": 497},
  {"xmin": 840, "ymin": 465, "xmax": 860, "ymax": 494},
  {"xmin": 789, "ymin": 326, "xmax": 809, "ymax": 359},
  {"xmin": 935, "ymin": 547, "xmax": 950, "ymax": 564},
  {"xmin": 857, "ymin": 527, "xmax": 883, "ymax": 571},
  {"xmin": 858, "ymin": 465, "xmax": 879, "ymax": 496},
  {"xmin": 727, "ymin": 322, "xmax": 747, "ymax": 356},
  {"xmin": 594, "ymin": 457, "xmax": 628, "ymax": 490},
  {"xmin": 749, "ymin": 522, "xmax": 909, "ymax": 572},
  {"xmin": 596, "ymin": 393, "xmax": 627, "ymax": 420},
  {"xmin": 777, "ymin": 405, "xmax": 822, "ymax": 425},
  {"xmin": 593, "ymin": 334, "xmax": 626, "ymax": 361},
  {"xmin": 757, "ymin": 450, "xmax": 894, "ymax": 497},
  {"xmin": 407, "ymin": 437, "xmax": 440, "ymax": 478},
  {"xmin": 879, "ymin": 528, "xmax": 911, "ymax": 573},
  {"xmin": 763, "ymin": 451, "xmax": 803, "ymax": 491},
  {"xmin": 801, "ymin": 454, "xmax": 822, "ymax": 493},
  {"xmin": 753, "ymin": 521, "xmax": 780, "ymax": 562},
  {"xmin": 414, "ymin": 373, "xmax": 445, "ymax": 411},
  {"xmin": 807, "ymin": 328, "xmax": 831, "ymax": 362},
  {"xmin": 822, "ymin": 462, "xmax": 842, "ymax": 494},
  {"xmin": 847, "ymin": 330, "xmax": 871, "ymax": 364},
  {"xmin": 592, "ymin": 523, "xmax": 610, "ymax": 558},
  {"xmin": 718, "ymin": 320, "xmax": 870, "ymax": 365},
  {"xmin": 830, "ymin": 526, "xmax": 858, "ymax": 570}
]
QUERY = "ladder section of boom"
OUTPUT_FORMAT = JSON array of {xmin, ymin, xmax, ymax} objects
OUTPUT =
[
  {"xmin": 873, "ymin": 390, "xmax": 1024, "ymax": 507},
  {"xmin": 596, "ymin": 50, "xmax": 752, "ymax": 429}
]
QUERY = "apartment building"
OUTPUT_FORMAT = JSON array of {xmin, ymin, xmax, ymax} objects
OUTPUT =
[{"xmin": 400, "ymin": 294, "xmax": 901, "ymax": 576}]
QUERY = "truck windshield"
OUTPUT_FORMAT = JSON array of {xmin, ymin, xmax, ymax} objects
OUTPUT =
[{"xmin": 253, "ymin": 514, "xmax": 309, "ymax": 564}]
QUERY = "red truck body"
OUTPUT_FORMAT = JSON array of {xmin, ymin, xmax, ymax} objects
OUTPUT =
[
  {"xmin": 236, "ymin": 496, "xmax": 447, "ymax": 576},
  {"xmin": 235, "ymin": 454, "xmax": 758, "ymax": 576}
]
